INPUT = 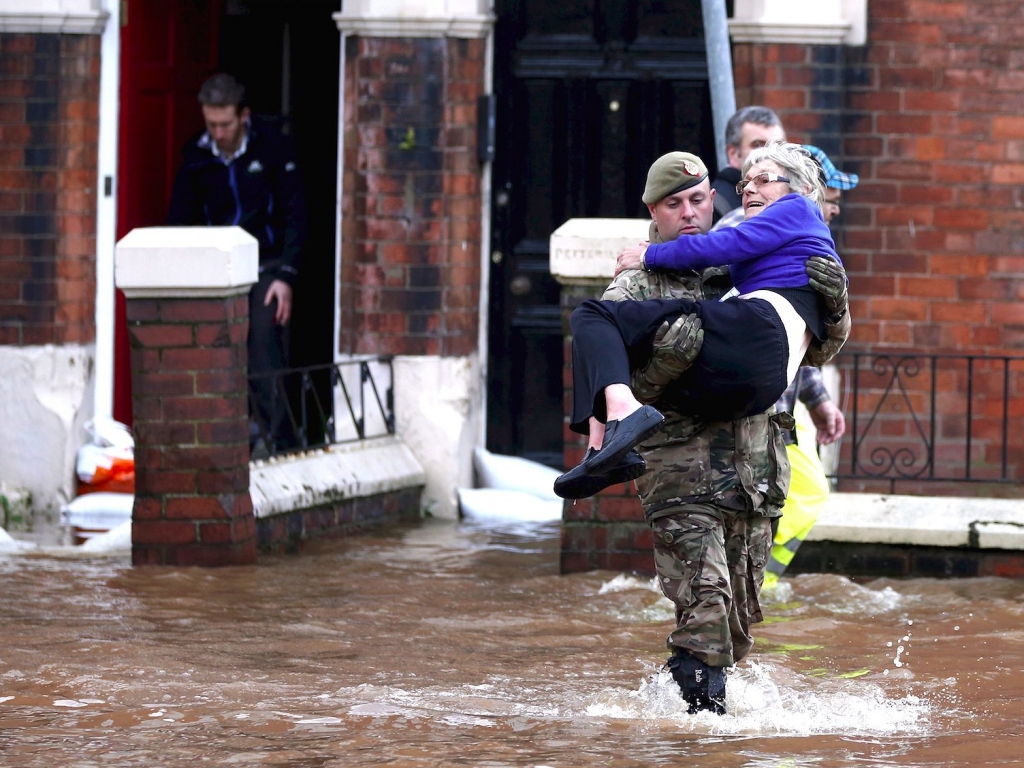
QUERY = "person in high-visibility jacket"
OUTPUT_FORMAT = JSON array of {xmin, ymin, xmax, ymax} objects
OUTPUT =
[{"xmin": 762, "ymin": 368, "xmax": 843, "ymax": 585}]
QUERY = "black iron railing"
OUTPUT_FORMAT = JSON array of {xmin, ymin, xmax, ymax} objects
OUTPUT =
[
  {"xmin": 832, "ymin": 352, "xmax": 1024, "ymax": 493},
  {"xmin": 248, "ymin": 356, "xmax": 395, "ymax": 459}
]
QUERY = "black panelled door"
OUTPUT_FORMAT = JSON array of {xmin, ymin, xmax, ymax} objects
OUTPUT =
[{"xmin": 487, "ymin": 0, "xmax": 717, "ymax": 467}]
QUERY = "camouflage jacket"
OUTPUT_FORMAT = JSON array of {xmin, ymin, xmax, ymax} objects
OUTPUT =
[{"xmin": 601, "ymin": 221, "xmax": 852, "ymax": 519}]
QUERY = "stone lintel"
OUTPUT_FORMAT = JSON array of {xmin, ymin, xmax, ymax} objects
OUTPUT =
[
  {"xmin": 334, "ymin": 14, "xmax": 494, "ymax": 38},
  {"xmin": 549, "ymin": 217, "xmax": 651, "ymax": 282},
  {"xmin": 729, "ymin": 0, "xmax": 865, "ymax": 46},
  {"xmin": 0, "ymin": 0, "xmax": 108, "ymax": 35},
  {"xmin": 115, "ymin": 226, "xmax": 259, "ymax": 299},
  {"xmin": 727, "ymin": 20, "xmax": 850, "ymax": 46},
  {"xmin": 334, "ymin": 0, "xmax": 494, "ymax": 38}
]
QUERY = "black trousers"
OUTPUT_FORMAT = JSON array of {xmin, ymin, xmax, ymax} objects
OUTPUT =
[
  {"xmin": 569, "ymin": 297, "xmax": 790, "ymax": 433},
  {"xmin": 248, "ymin": 270, "xmax": 296, "ymax": 449}
]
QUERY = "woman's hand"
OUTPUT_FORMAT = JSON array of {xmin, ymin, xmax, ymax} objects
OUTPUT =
[{"xmin": 615, "ymin": 242, "xmax": 648, "ymax": 276}]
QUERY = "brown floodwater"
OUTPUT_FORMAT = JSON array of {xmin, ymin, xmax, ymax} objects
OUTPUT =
[{"xmin": 2, "ymin": 514, "xmax": 1024, "ymax": 767}]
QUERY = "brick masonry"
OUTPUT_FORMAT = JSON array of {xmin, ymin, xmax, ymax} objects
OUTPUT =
[
  {"xmin": 340, "ymin": 36, "xmax": 484, "ymax": 358},
  {"xmin": 255, "ymin": 487, "xmax": 422, "ymax": 553},
  {"xmin": 731, "ymin": 0, "xmax": 1024, "ymax": 492},
  {"xmin": 559, "ymin": 280, "xmax": 657, "ymax": 575},
  {"xmin": 791, "ymin": 541, "xmax": 1024, "ymax": 580},
  {"xmin": 0, "ymin": 33, "xmax": 99, "ymax": 347},
  {"xmin": 126, "ymin": 293, "xmax": 257, "ymax": 566}
]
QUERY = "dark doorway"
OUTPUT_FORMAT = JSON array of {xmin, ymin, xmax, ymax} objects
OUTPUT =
[
  {"xmin": 487, "ymin": 0, "xmax": 718, "ymax": 467},
  {"xmin": 218, "ymin": 0, "xmax": 341, "ymax": 441},
  {"xmin": 115, "ymin": 0, "xmax": 340, "ymax": 433}
]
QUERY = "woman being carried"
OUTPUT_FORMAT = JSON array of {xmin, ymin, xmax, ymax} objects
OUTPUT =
[{"xmin": 558, "ymin": 140, "xmax": 845, "ymax": 496}]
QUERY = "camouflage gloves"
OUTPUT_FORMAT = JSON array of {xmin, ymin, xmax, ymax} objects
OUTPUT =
[
  {"xmin": 806, "ymin": 256, "xmax": 848, "ymax": 322},
  {"xmin": 631, "ymin": 313, "xmax": 703, "ymax": 404}
]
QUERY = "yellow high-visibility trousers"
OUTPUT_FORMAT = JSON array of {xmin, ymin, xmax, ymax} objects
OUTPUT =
[{"xmin": 763, "ymin": 413, "xmax": 830, "ymax": 586}]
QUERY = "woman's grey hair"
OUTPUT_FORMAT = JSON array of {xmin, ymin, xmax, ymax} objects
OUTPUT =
[{"xmin": 742, "ymin": 140, "xmax": 826, "ymax": 214}]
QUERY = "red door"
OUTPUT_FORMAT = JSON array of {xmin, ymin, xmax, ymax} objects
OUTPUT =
[{"xmin": 114, "ymin": 0, "xmax": 221, "ymax": 424}]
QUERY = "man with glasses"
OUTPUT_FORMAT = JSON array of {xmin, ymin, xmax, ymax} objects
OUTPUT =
[{"xmin": 555, "ymin": 148, "xmax": 850, "ymax": 714}]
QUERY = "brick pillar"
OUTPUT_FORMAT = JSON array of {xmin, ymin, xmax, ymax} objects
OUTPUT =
[
  {"xmin": 339, "ymin": 34, "xmax": 484, "ymax": 358},
  {"xmin": 550, "ymin": 218, "xmax": 658, "ymax": 576},
  {"xmin": 115, "ymin": 227, "xmax": 258, "ymax": 567}
]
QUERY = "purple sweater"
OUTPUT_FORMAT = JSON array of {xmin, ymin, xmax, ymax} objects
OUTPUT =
[{"xmin": 643, "ymin": 193, "xmax": 840, "ymax": 294}]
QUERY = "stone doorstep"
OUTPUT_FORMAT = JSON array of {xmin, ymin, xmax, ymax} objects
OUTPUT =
[
  {"xmin": 808, "ymin": 492, "xmax": 1024, "ymax": 551},
  {"xmin": 249, "ymin": 435, "xmax": 427, "ymax": 519}
]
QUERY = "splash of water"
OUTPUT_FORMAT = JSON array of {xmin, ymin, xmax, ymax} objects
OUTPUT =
[{"xmin": 586, "ymin": 660, "xmax": 933, "ymax": 736}]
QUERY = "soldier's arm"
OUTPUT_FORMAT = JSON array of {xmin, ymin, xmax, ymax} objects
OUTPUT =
[{"xmin": 601, "ymin": 268, "xmax": 644, "ymax": 301}]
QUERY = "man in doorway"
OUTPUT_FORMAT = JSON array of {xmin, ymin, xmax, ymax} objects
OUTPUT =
[
  {"xmin": 167, "ymin": 72, "xmax": 307, "ymax": 453},
  {"xmin": 598, "ymin": 151, "xmax": 850, "ymax": 714},
  {"xmin": 710, "ymin": 105, "xmax": 786, "ymax": 223}
]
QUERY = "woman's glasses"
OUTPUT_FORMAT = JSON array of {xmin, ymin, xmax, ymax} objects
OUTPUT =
[{"xmin": 736, "ymin": 172, "xmax": 791, "ymax": 195}]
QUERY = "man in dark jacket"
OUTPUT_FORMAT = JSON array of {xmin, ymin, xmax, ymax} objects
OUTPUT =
[
  {"xmin": 710, "ymin": 106, "xmax": 785, "ymax": 223},
  {"xmin": 167, "ymin": 73, "xmax": 307, "ymax": 451}
]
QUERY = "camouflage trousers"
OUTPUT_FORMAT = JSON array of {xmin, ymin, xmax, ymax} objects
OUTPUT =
[{"xmin": 648, "ymin": 502, "xmax": 773, "ymax": 668}]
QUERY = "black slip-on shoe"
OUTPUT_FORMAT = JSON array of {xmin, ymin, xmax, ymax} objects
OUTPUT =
[
  {"xmin": 553, "ymin": 448, "xmax": 646, "ymax": 500},
  {"xmin": 585, "ymin": 405, "xmax": 664, "ymax": 474}
]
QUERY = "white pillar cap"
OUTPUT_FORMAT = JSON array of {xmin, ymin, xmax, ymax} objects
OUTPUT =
[
  {"xmin": 115, "ymin": 227, "xmax": 260, "ymax": 299},
  {"xmin": 549, "ymin": 218, "xmax": 651, "ymax": 281}
]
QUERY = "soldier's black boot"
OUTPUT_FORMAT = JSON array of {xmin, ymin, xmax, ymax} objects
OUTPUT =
[{"xmin": 665, "ymin": 652, "xmax": 726, "ymax": 715}]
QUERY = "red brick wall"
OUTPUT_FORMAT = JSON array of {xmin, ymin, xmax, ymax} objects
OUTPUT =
[
  {"xmin": 732, "ymin": 1, "xmax": 1024, "ymax": 491},
  {"xmin": 733, "ymin": 1, "xmax": 1023, "ymax": 356},
  {"xmin": 0, "ymin": 33, "xmax": 99, "ymax": 346},
  {"xmin": 340, "ymin": 36, "xmax": 483, "ymax": 358}
]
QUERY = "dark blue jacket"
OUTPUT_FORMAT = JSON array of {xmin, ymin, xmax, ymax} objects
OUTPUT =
[{"xmin": 166, "ymin": 117, "xmax": 307, "ymax": 285}]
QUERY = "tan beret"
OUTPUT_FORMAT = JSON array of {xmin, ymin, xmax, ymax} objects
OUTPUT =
[{"xmin": 642, "ymin": 151, "xmax": 709, "ymax": 204}]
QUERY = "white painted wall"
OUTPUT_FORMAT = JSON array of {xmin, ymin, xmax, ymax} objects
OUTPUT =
[
  {"xmin": 0, "ymin": 345, "xmax": 95, "ymax": 514},
  {"xmin": 0, "ymin": 2, "xmax": 113, "ymax": 520},
  {"xmin": 393, "ymin": 355, "xmax": 483, "ymax": 519},
  {"xmin": 93, "ymin": 0, "xmax": 119, "ymax": 421}
]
